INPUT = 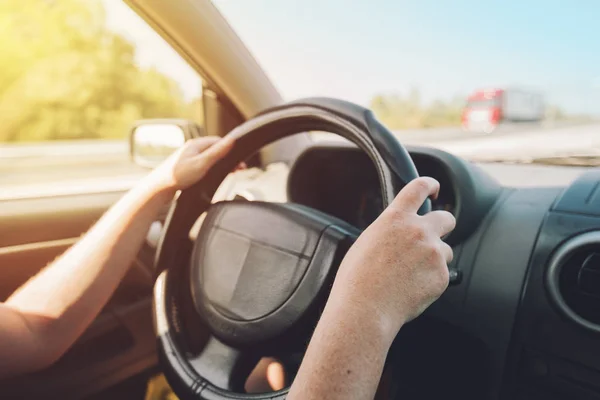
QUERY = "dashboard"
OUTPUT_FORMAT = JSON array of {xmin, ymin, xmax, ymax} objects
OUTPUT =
[
  {"xmin": 288, "ymin": 142, "xmax": 500, "ymax": 245},
  {"xmin": 290, "ymin": 146, "xmax": 450, "ymax": 228},
  {"xmin": 288, "ymin": 145, "xmax": 457, "ymax": 228},
  {"xmin": 286, "ymin": 142, "xmax": 600, "ymax": 400}
]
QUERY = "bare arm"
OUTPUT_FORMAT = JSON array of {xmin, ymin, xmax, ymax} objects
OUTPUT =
[
  {"xmin": 288, "ymin": 177, "xmax": 456, "ymax": 400},
  {"xmin": 288, "ymin": 296, "xmax": 394, "ymax": 399},
  {"xmin": 0, "ymin": 136, "xmax": 234, "ymax": 378}
]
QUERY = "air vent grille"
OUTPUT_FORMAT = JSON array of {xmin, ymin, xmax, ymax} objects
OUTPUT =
[
  {"xmin": 559, "ymin": 250, "xmax": 600, "ymax": 324},
  {"xmin": 547, "ymin": 232, "xmax": 600, "ymax": 332}
]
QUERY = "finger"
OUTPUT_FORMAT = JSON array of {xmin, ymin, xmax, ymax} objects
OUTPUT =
[
  {"xmin": 266, "ymin": 361, "xmax": 286, "ymax": 391},
  {"xmin": 391, "ymin": 177, "xmax": 440, "ymax": 214},
  {"xmin": 234, "ymin": 162, "xmax": 247, "ymax": 172},
  {"xmin": 196, "ymin": 136, "xmax": 235, "ymax": 167},
  {"xmin": 187, "ymin": 136, "xmax": 221, "ymax": 153},
  {"xmin": 440, "ymin": 241, "xmax": 453, "ymax": 264},
  {"xmin": 421, "ymin": 210, "xmax": 456, "ymax": 237}
]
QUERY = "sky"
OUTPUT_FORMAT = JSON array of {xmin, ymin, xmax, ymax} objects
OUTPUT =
[{"xmin": 103, "ymin": 0, "xmax": 600, "ymax": 115}]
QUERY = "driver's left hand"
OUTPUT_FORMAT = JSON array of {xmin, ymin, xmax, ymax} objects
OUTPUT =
[{"xmin": 146, "ymin": 136, "xmax": 236, "ymax": 195}]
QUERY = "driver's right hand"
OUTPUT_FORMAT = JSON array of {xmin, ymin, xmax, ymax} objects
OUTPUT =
[{"xmin": 328, "ymin": 177, "xmax": 456, "ymax": 344}]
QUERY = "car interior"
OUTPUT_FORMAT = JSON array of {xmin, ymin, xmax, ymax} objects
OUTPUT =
[{"xmin": 3, "ymin": 1, "xmax": 600, "ymax": 400}]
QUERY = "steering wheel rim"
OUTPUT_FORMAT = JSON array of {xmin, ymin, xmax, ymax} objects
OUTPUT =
[{"xmin": 153, "ymin": 97, "xmax": 428, "ymax": 400}]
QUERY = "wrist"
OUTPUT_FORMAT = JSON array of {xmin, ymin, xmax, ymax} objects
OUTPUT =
[
  {"xmin": 134, "ymin": 174, "xmax": 176, "ymax": 205},
  {"xmin": 320, "ymin": 292, "xmax": 403, "ymax": 350}
]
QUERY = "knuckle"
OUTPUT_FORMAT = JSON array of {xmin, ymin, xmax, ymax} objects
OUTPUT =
[
  {"xmin": 424, "ymin": 242, "xmax": 441, "ymax": 262},
  {"xmin": 384, "ymin": 204, "xmax": 406, "ymax": 220}
]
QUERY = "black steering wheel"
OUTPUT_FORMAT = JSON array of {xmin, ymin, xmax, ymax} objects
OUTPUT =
[{"xmin": 153, "ymin": 98, "xmax": 429, "ymax": 399}]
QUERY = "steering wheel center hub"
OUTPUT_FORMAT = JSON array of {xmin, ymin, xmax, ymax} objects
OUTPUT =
[
  {"xmin": 195, "ymin": 202, "xmax": 316, "ymax": 322},
  {"xmin": 191, "ymin": 201, "xmax": 359, "ymax": 346}
]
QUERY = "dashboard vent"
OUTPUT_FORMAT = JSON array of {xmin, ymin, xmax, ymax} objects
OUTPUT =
[{"xmin": 547, "ymin": 232, "xmax": 600, "ymax": 332}]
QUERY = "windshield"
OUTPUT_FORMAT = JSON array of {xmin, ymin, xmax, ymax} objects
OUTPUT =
[
  {"xmin": 466, "ymin": 99, "xmax": 500, "ymax": 109},
  {"xmin": 212, "ymin": 0, "xmax": 600, "ymax": 165}
]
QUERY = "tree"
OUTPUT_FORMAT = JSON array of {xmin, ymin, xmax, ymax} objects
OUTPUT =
[
  {"xmin": 370, "ymin": 90, "xmax": 463, "ymax": 130},
  {"xmin": 0, "ymin": 0, "xmax": 199, "ymax": 142}
]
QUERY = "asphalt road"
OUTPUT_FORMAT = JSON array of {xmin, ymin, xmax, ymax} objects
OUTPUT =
[
  {"xmin": 312, "ymin": 119, "xmax": 587, "ymax": 143},
  {"xmin": 1, "ymin": 120, "xmax": 598, "ymax": 200}
]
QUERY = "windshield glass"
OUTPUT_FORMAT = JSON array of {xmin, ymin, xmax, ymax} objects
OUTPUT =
[
  {"xmin": 212, "ymin": 0, "xmax": 600, "ymax": 165},
  {"xmin": 467, "ymin": 99, "xmax": 500, "ymax": 109}
]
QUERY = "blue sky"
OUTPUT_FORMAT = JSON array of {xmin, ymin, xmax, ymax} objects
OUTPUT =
[
  {"xmin": 104, "ymin": 0, "xmax": 600, "ymax": 115},
  {"xmin": 212, "ymin": 0, "xmax": 600, "ymax": 114}
]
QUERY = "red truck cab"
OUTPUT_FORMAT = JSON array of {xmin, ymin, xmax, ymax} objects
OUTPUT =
[{"xmin": 461, "ymin": 89, "xmax": 503, "ymax": 133}]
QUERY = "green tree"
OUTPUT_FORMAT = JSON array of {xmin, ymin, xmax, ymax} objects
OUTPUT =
[
  {"xmin": 0, "ymin": 0, "xmax": 198, "ymax": 142},
  {"xmin": 370, "ymin": 90, "xmax": 463, "ymax": 130}
]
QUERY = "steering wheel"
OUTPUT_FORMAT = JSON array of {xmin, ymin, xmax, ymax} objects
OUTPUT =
[{"xmin": 153, "ymin": 98, "xmax": 429, "ymax": 399}]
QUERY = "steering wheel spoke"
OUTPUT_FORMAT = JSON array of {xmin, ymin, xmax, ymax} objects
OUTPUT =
[{"xmin": 188, "ymin": 337, "xmax": 259, "ymax": 392}]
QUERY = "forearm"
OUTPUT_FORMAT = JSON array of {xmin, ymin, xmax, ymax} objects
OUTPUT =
[
  {"xmin": 288, "ymin": 295, "xmax": 398, "ymax": 400},
  {"xmin": 2, "ymin": 179, "xmax": 172, "ymax": 376}
]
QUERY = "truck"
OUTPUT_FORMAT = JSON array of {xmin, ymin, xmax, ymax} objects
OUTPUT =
[{"xmin": 461, "ymin": 88, "xmax": 544, "ymax": 133}]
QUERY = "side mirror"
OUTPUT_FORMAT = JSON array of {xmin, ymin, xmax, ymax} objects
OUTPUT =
[{"xmin": 130, "ymin": 119, "xmax": 203, "ymax": 168}]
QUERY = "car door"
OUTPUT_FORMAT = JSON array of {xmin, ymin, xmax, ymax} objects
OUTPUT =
[{"xmin": 0, "ymin": 1, "xmax": 206, "ymax": 397}]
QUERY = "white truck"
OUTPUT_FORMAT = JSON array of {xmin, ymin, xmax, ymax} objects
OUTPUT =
[{"xmin": 462, "ymin": 88, "xmax": 544, "ymax": 133}]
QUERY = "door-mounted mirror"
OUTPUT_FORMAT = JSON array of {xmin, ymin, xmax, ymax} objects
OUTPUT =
[{"xmin": 129, "ymin": 119, "xmax": 203, "ymax": 168}]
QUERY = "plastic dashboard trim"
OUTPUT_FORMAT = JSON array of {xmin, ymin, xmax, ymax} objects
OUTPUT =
[{"xmin": 287, "ymin": 141, "xmax": 502, "ymax": 245}]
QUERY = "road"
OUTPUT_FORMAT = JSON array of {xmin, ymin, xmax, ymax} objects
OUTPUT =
[
  {"xmin": 316, "ymin": 120, "xmax": 600, "ymax": 162},
  {"xmin": 1, "ymin": 121, "xmax": 598, "ymax": 199}
]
